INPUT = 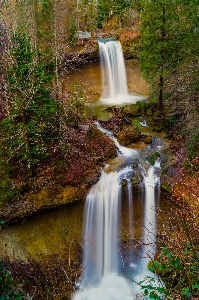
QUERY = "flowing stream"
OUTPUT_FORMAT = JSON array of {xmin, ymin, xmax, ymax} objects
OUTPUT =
[{"xmin": 73, "ymin": 40, "xmax": 162, "ymax": 300}]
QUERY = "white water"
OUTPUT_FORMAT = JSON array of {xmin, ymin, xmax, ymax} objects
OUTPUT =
[
  {"xmin": 142, "ymin": 166, "xmax": 159, "ymax": 271},
  {"xmin": 82, "ymin": 170, "xmax": 121, "ymax": 285},
  {"xmin": 98, "ymin": 39, "xmax": 145, "ymax": 105},
  {"xmin": 73, "ymin": 123, "xmax": 161, "ymax": 299},
  {"xmin": 95, "ymin": 121, "xmax": 139, "ymax": 158},
  {"xmin": 73, "ymin": 41, "xmax": 161, "ymax": 300}
]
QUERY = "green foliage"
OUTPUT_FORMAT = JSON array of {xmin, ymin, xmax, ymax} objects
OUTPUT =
[
  {"xmin": 8, "ymin": 30, "xmax": 56, "ymax": 159},
  {"xmin": 0, "ymin": 165, "xmax": 20, "ymax": 205},
  {"xmin": 141, "ymin": 244, "xmax": 199, "ymax": 299},
  {"xmin": 86, "ymin": 127, "xmax": 94, "ymax": 139},
  {"xmin": 139, "ymin": 0, "xmax": 180, "ymax": 79},
  {"xmin": 167, "ymin": 114, "xmax": 178, "ymax": 126},
  {"xmin": 34, "ymin": 0, "xmax": 55, "ymax": 70},
  {"xmin": 97, "ymin": 0, "xmax": 133, "ymax": 27},
  {"xmin": 64, "ymin": 83, "xmax": 86, "ymax": 128},
  {"xmin": 139, "ymin": 0, "xmax": 199, "ymax": 112},
  {"xmin": 78, "ymin": 0, "xmax": 98, "ymax": 31},
  {"xmin": 0, "ymin": 262, "xmax": 24, "ymax": 300},
  {"xmin": 0, "ymin": 29, "xmax": 57, "ymax": 194},
  {"xmin": 133, "ymin": 119, "xmax": 141, "ymax": 131},
  {"xmin": 68, "ymin": 22, "xmax": 77, "ymax": 45},
  {"xmin": 139, "ymin": 276, "xmax": 169, "ymax": 299}
]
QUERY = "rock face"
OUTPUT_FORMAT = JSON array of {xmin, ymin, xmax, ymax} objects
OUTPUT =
[
  {"xmin": 0, "ymin": 124, "xmax": 117, "ymax": 224},
  {"xmin": 117, "ymin": 125, "xmax": 141, "ymax": 146},
  {"xmin": 0, "ymin": 185, "xmax": 86, "ymax": 224},
  {"xmin": 62, "ymin": 30, "xmax": 142, "ymax": 71},
  {"xmin": 119, "ymin": 31, "xmax": 142, "ymax": 59}
]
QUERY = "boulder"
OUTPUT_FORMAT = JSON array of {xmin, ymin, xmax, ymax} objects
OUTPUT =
[
  {"xmin": 144, "ymin": 136, "xmax": 153, "ymax": 144},
  {"xmin": 117, "ymin": 125, "xmax": 141, "ymax": 146}
]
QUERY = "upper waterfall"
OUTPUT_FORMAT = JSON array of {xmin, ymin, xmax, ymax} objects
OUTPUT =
[{"xmin": 98, "ymin": 39, "xmax": 145, "ymax": 105}]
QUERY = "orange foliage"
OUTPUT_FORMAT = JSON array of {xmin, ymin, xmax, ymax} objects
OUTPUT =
[
  {"xmin": 172, "ymin": 157, "xmax": 199, "ymax": 214},
  {"xmin": 119, "ymin": 31, "xmax": 140, "ymax": 43}
]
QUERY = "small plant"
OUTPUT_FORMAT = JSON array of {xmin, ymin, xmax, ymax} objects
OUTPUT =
[
  {"xmin": 134, "ymin": 119, "xmax": 141, "ymax": 131},
  {"xmin": 139, "ymin": 275, "xmax": 169, "ymax": 299}
]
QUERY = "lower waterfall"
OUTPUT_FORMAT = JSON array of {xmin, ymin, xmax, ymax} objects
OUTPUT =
[{"xmin": 73, "ymin": 126, "xmax": 161, "ymax": 300}]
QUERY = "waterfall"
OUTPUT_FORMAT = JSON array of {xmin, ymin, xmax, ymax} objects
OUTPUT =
[
  {"xmin": 99, "ymin": 39, "xmax": 128, "ymax": 99},
  {"xmin": 82, "ymin": 170, "xmax": 121, "ymax": 287},
  {"xmin": 74, "ymin": 167, "xmax": 135, "ymax": 300},
  {"xmin": 73, "ymin": 124, "xmax": 161, "ymax": 300},
  {"xmin": 98, "ymin": 39, "xmax": 145, "ymax": 105},
  {"xmin": 142, "ymin": 167, "xmax": 158, "ymax": 270}
]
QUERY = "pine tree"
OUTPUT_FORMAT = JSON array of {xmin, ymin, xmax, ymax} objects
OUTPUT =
[
  {"xmin": 0, "ymin": 30, "xmax": 57, "ymax": 182},
  {"xmin": 139, "ymin": 0, "xmax": 199, "ymax": 113},
  {"xmin": 139, "ymin": 0, "xmax": 182, "ymax": 113}
]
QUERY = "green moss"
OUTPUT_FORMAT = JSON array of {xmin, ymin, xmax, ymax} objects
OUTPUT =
[
  {"xmin": 119, "ymin": 101, "xmax": 146, "ymax": 117},
  {"xmin": 147, "ymin": 151, "xmax": 160, "ymax": 165},
  {"xmin": 146, "ymin": 108, "xmax": 153, "ymax": 117}
]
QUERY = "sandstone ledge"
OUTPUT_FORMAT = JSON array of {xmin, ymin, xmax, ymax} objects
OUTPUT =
[{"xmin": 0, "ymin": 183, "xmax": 87, "ymax": 224}]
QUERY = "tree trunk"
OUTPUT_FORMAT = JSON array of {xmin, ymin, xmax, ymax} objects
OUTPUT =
[{"xmin": 159, "ymin": 75, "xmax": 163, "ymax": 114}]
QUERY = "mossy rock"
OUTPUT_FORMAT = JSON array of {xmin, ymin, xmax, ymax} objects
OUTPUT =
[
  {"xmin": 117, "ymin": 125, "xmax": 141, "ymax": 146},
  {"xmin": 146, "ymin": 151, "xmax": 160, "ymax": 165},
  {"xmin": 131, "ymin": 173, "xmax": 142, "ymax": 185},
  {"xmin": 146, "ymin": 108, "xmax": 153, "ymax": 117},
  {"xmin": 119, "ymin": 101, "xmax": 146, "ymax": 117},
  {"xmin": 139, "ymin": 101, "xmax": 146, "ymax": 114}
]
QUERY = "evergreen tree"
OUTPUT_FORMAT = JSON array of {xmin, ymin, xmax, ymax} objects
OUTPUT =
[
  {"xmin": 97, "ymin": 0, "xmax": 133, "ymax": 27},
  {"xmin": 139, "ymin": 0, "xmax": 182, "ymax": 113},
  {"xmin": 0, "ymin": 30, "xmax": 57, "ymax": 184},
  {"xmin": 34, "ymin": 0, "xmax": 56, "ymax": 71},
  {"xmin": 139, "ymin": 0, "xmax": 199, "ymax": 113}
]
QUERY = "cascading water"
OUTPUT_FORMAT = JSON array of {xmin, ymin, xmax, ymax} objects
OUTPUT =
[
  {"xmin": 82, "ymin": 170, "xmax": 122, "ymax": 286},
  {"xmin": 142, "ymin": 166, "xmax": 160, "ymax": 271},
  {"xmin": 73, "ymin": 40, "xmax": 162, "ymax": 300},
  {"xmin": 99, "ymin": 39, "xmax": 128, "ymax": 99},
  {"xmin": 98, "ymin": 39, "xmax": 145, "ymax": 105},
  {"xmin": 73, "ymin": 124, "xmax": 161, "ymax": 300}
]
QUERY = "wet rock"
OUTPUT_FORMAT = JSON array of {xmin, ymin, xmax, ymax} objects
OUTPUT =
[
  {"xmin": 117, "ymin": 125, "xmax": 141, "ymax": 146},
  {"xmin": 146, "ymin": 151, "xmax": 160, "ymax": 165},
  {"xmin": 144, "ymin": 136, "xmax": 153, "ymax": 144}
]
